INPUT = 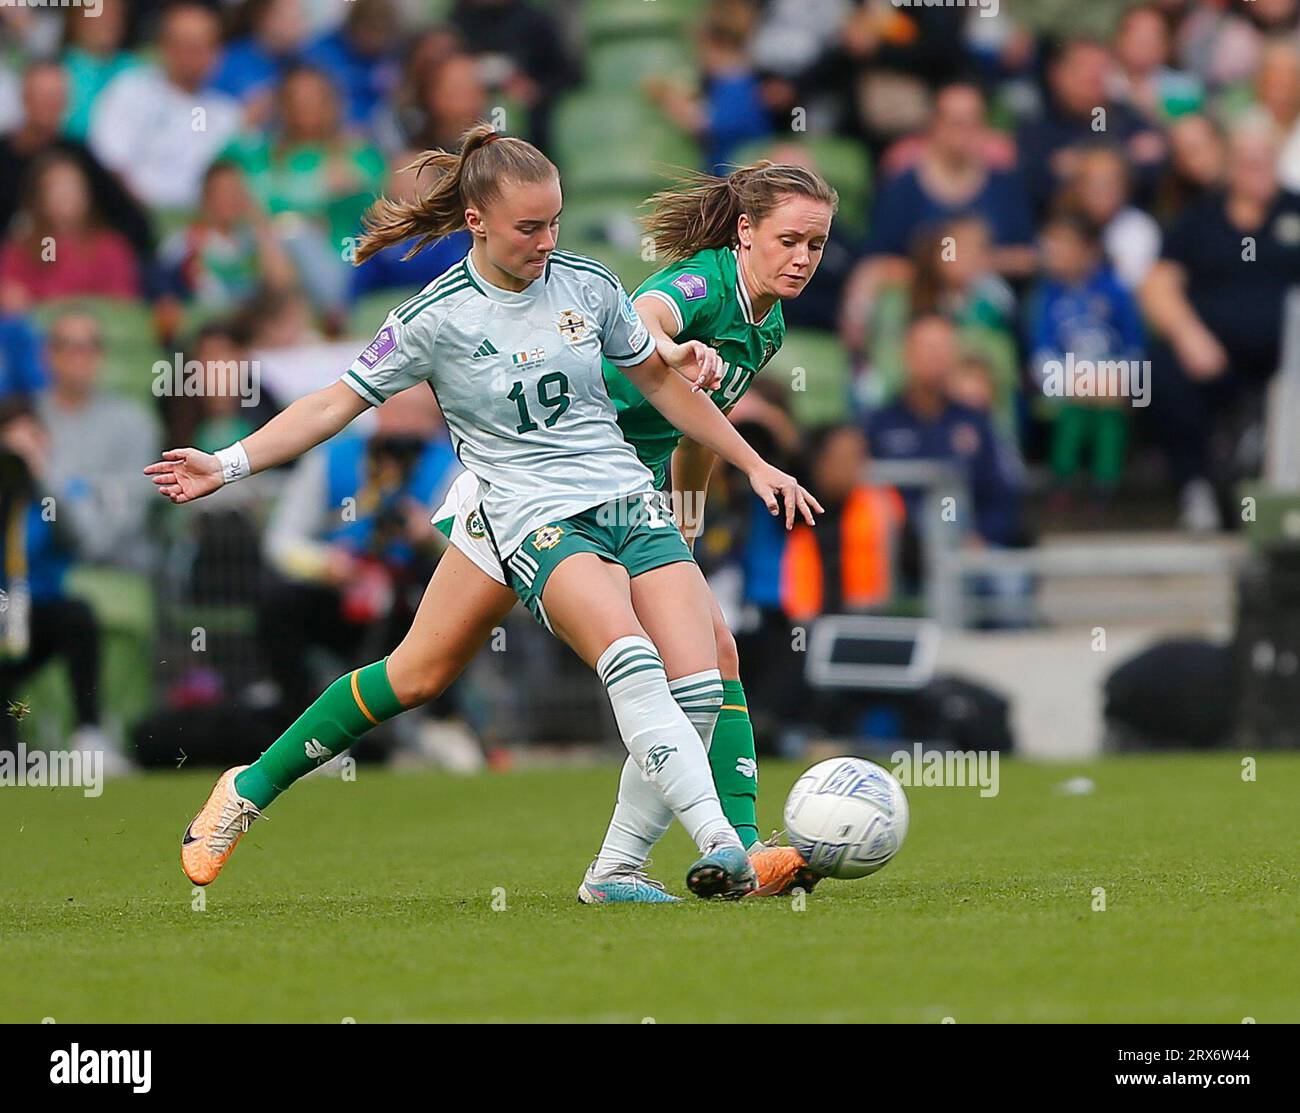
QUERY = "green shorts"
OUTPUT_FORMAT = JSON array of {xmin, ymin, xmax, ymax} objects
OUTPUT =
[{"xmin": 505, "ymin": 493, "xmax": 694, "ymax": 630}]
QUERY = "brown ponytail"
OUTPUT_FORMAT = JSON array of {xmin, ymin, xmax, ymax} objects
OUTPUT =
[
  {"xmin": 641, "ymin": 161, "xmax": 839, "ymax": 263},
  {"xmin": 354, "ymin": 123, "xmax": 556, "ymax": 265}
]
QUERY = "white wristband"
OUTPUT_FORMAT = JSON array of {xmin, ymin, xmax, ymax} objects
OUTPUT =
[{"xmin": 215, "ymin": 441, "xmax": 252, "ymax": 485}]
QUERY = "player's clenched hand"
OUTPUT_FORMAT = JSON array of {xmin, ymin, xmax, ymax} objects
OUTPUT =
[
  {"xmin": 144, "ymin": 448, "xmax": 224, "ymax": 504},
  {"xmin": 658, "ymin": 337, "xmax": 724, "ymax": 392},
  {"xmin": 748, "ymin": 463, "xmax": 823, "ymax": 530}
]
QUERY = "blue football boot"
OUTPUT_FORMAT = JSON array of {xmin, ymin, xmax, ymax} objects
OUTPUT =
[{"xmin": 685, "ymin": 842, "xmax": 758, "ymax": 900}]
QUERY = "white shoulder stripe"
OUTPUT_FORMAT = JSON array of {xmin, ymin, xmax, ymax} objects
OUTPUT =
[{"xmin": 637, "ymin": 289, "xmax": 685, "ymax": 333}]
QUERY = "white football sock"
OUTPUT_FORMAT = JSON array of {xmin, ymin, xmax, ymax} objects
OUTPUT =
[
  {"xmin": 592, "ymin": 638, "xmax": 737, "ymax": 870},
  {"xmin": 593, "ymin": 656, "xmax": 733, "ymax": 874},
  {"xmin": 593, "ymin": 755, "xmax": 672, "ymax": 874},
  {"xmin": 668, "ymin": 669, "xmax": 723, "ymax": 751}
]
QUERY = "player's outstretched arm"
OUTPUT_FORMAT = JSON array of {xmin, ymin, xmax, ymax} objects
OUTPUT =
[
  {"xmin": 621, "ymin": 354, "xmax": 822, "ymax": 530},
  {"xmin": 635, "ymin": 295, "xmax": 724, "ymax": 392},
  {"xmin": 144, "ymin": 381, "xmax": 370, "ymax": 504}
]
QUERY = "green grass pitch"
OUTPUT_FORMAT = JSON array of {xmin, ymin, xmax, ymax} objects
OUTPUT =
[{"xmin": 2, "ymin": 753, "xmax": 1296, "ymax": 1023}]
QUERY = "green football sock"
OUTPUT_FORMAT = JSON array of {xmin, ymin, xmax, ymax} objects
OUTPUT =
[
  {"xmin": 710, "ymin": 679, "xmax": 761, "ymax": 848},
  {"xmin": 234, "ymin": 659, "xmax": 405, "ymax": 809}
]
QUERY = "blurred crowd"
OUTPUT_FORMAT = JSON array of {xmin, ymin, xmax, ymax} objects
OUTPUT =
[{"xmin": 2, "ymin": 0, "xmax": 1300, "ymax": 760}]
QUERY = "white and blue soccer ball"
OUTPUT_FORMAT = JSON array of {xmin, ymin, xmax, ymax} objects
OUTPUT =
[{"xmin": 783, "ymin": 757, "xmax": 910, "ymax": 880}]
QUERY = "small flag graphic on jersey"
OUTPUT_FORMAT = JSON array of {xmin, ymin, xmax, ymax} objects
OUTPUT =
[
  {"xmin": 512, "ymin": 347, "xmax": 545, "ymax": 368},
  {"xmin": 472, "ymin": 339, "xmax": 499, "ymax": 359}
]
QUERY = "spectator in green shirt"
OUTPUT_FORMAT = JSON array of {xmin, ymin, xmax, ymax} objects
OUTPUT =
[{"xmin": 223, "ymin": 65, "xmax": 385, "ymax": 323}]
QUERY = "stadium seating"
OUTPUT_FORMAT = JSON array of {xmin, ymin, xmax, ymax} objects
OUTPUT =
[
  {"xmin": 583, "ymin": 0, "xmax": 696, "ymax": 43},
  {"xmin": 552, "ymin": 88, "xmax": 676, "ymax": 149},
  {"xmin": 563, "ymin": 237, "xmax": 661, "ymax": 293},
  {"xmin": 764, "ymin": 328, "xmax": 853, "ymax": 427},
  {"xmin": 21, "ymin": 567, "xmax": 156, "ymax": 749},
  {"xmin": 584, "ymin": 36, "xmax": 693, "ymax": 92},
  {"xmin": 561, "ymin": 194, "xmax": 649, "ymax": 252},
  {"xmin": 563, "ymin": 139, "xmax": 700, "ymax": 201},
  {"xmin": 348, "ymin": 288, "xmax": 422, "ymax": 339},
  {"xmin": 152, "ymin": 207, "xmax": 199, "ymax": 245},
  {"xmin": 552, "ymin": 90, "xmax": 700, "ymax": 200}
]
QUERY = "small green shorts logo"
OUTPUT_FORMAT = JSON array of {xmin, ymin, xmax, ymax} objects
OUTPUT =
[
  {"xmin": 531, "ymin": 525, "xmax": 565, "ymax": 551},
  {"xmin": 644, "ymin": 744, "xmax": 677, "ymax": 776},
  {"xmin": 466, "ymin": 509, "xmax": 486, "ymax": 539}
]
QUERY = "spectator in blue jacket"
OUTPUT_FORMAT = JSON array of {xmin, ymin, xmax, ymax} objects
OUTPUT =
[
  {"xmin": 302, "ymin": 0, "xmax": 401, "ymax": 130},
  {"xmin": 0, "ymin": 313, "xmax": 44, "ymax": 399},
  {"xmin": 646, "ymin": 4, "xmax": 773, "ymax": 176},
  {"xmin": 209, "ymin": 0, "xmax": 310, "ymax": 124},
  {"xmin": 1029, "ymin": 209, "xmax": 1146, "ymax": 502}
]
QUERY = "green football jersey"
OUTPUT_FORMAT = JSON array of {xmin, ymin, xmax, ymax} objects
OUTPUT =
[{"xmin": 602, "ymin": 246, "xmax": 785, "ymax": 489}]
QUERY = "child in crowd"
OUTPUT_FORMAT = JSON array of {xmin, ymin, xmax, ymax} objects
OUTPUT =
[{"xmin": 1029, "ymin": 210, "xmax": 1145, "ymax": 504}]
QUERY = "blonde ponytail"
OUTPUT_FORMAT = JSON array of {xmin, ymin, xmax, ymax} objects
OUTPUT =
[{"xmin": 355, "ymin": 124, "xmax": 556, "ymax": 265}]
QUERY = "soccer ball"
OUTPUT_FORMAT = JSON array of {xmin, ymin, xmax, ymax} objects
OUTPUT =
[{"xmin": 783, "ymin": 757, "xmax": 910, "ymax": 880}]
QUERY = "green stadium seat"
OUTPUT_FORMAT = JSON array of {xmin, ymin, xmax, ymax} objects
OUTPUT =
[
  {"xmin": 731, "ymin": 136, "xmax": 872, "ymax": 236},
  {"xmin": 584, "ymin": 1, "xmax": 693, "ymax": 44},
  {"xmin": 1239, "ymin": 484, "xmax": 1300, "ymax": 550},
  {"xmin": 19, "ymin": 568, "xmax": 156, "ymax": 751},
  {"xmin": 551, "ymin": 90, "xmax": 685, "ymax": 165},
  {"xmin": 30, "ymin": 298, "xmax": 164, "ymax": 408},
  {"xmin": 562, "ymin": 238, "xmax": 661, "ymax": 293},
  {"xmin": 763, "ymin": 328, "xmax": 853, "ymax": 426},
  {"xmin": 562, "ymin": 130, "xmax": 700, "ymax": 200},
  {"xmin": 152, "ymin": 208, "xmax": 198, "ymax": 243},
  {"xmin": 491, "ymin": 94, "xmax": 531, "ymax": 148},
  {"xmin": 349, "ymin": 287, "xmax": 422, "ymax": 339},
  {"xmin": 163, "ymin": 603, "xmax": 259, "ymax": 637},
  {"xmin": 585, "ymin": 36, "xmax": 693, "ymax": 92},
  {"xmin": 172, "ymin": 299, "xmax": 235, "ymax": 344},
  {"xmin": 420, "ymin": 0, "xmax": 455, "ymax": 23},
  {"xmin": 562, "ymin": 194, "xmax": 649, "ymax": 248}
]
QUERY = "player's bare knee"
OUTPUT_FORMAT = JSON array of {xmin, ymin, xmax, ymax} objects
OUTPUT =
[
  {"xmin": 714, "ymin": 618, "xmax": 741, "ymax": 680},
  {"xmin": 386, "ymin": 649, "xmax": 452, "ymax": 707}
]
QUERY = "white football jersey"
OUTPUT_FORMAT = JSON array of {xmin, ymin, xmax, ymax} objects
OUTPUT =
[{"xmin": 342, "ymin": 249, "xmax": 658, "ymax": 557}]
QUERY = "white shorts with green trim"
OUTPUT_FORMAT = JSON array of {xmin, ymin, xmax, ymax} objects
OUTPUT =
[{"xmin": 431, "ymin": 470, "xmax": 508, "ymax": 586}]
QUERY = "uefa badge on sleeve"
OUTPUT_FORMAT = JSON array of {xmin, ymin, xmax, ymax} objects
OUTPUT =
[
  {"xmin": 671, "ymin": 274, "xmax": 707, "ymax": 301},
  {"xmin": 358, "ymin": 326, "xmax": 397, "ymax": 369}
]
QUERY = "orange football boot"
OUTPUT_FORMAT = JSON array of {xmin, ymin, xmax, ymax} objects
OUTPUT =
[
  {"xmin": 747, "ymin": 835, "xmax": 822, "ymax": 897},
  {"xmin": 181, "ymin": 765, "xmax": 263, "ymax": 885}
]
